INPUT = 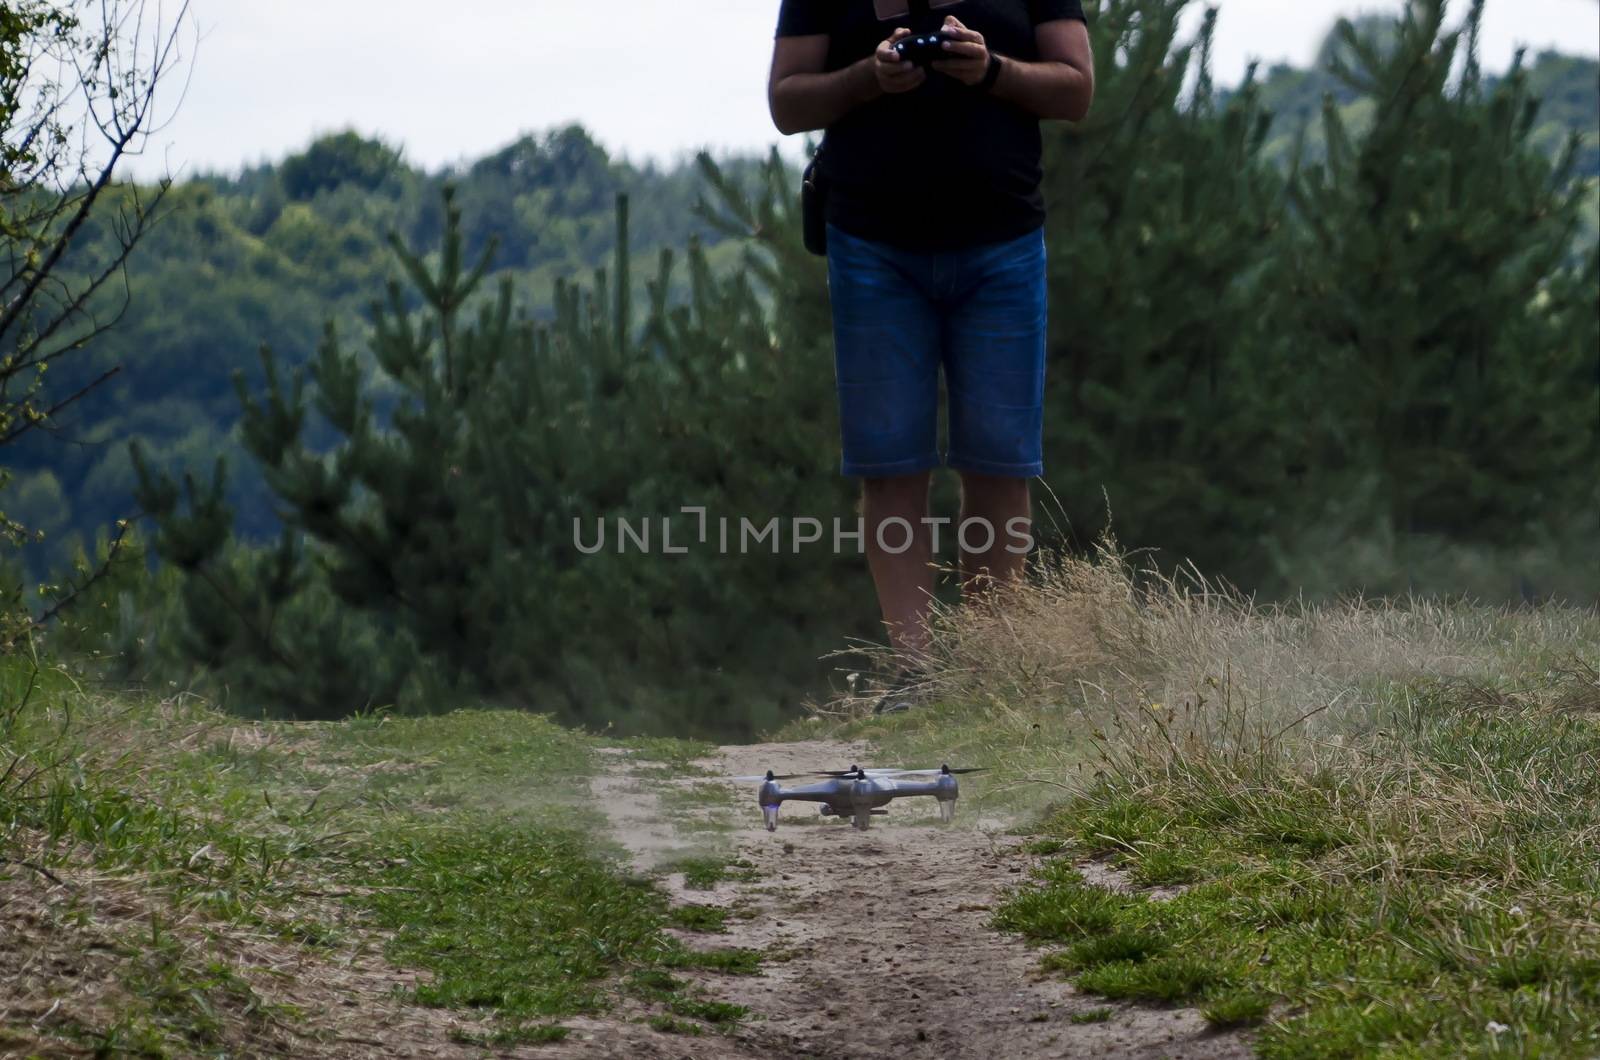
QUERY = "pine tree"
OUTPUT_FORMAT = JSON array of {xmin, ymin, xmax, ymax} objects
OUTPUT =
[
  {"xmin": 136, "ymin": 172, "xmax": 871, "ymax": 732},
  {"xmin": 1284, "ymin": 0, "xmax": 1598, "ymax": 582},
  {"xmin": 1034, "ymin": 0, "xmax": 1294, "ymax": 582}
]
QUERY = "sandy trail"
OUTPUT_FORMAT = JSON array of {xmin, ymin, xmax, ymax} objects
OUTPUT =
[{"xmin": 560, "ymin": 739, "xmax": 1252, "ymax": 1060}]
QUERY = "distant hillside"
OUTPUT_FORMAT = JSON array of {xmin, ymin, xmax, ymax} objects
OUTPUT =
[{"xmin": 5, "ymin": 127, "xmax": 767, "ymax": 573}]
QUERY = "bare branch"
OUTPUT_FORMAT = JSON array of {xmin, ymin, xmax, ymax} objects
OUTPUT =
[
  {"xmin": 0, "ymin": 0, "xmax": 194, "ymax": 487},
  {"xmin": 2, "ymin": 177, "xmax": 171, "ymax": 385},
  {"xmin": 28, "ymin": 515, "xmax": 134, "ymax": 631},
  {"xmin": 0, "ymin": 365, "xmax": 120, "ymax": 446}
]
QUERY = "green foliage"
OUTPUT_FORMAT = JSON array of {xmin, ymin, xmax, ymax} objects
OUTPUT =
[
  {"xmin": 280, "ymin": 131, "xmax": 404, "ymax": 201},
  {"xmin": 20, "ymin": 24, "xmax": 1590, "ymax": 598},
  {"xmin": 1034, "ymin": 0, "xmax": 1596, "ymax": 596},
  {"xmin": 132, "ymin": 162, "xmax": 868, "ymax": 730},
  {"xmin": 1036, "ymin": 2, "xmax": 1294, "ymax": 578},
  {"xmin": 7, "ymin": 125, "xmax": 762, "ymax": 592},
  {"xmin": 1257, "ymin": 27, "xmax": 1596, "ymax": 184},
  {"xmin": 1285, "ymin": 0, "xmax": 1597, "ymax": 548},
  {"xmin": 1524, "ymin": 52, "xmax": 1600, "ymax": 181}
]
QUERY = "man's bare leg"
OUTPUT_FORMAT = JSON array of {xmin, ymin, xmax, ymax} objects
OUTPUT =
[
  {"xmin": 957, "ymin": 471, "xmax": 1031, "ymax": 594},
  {"xmin": 861, "ymin": 472, "xmax": 934, "ymax": 660}
]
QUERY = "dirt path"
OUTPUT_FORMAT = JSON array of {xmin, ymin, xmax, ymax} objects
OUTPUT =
[{"xmin": 563, "ymin": 739, "xmax": 1253, "ymax": 1060}]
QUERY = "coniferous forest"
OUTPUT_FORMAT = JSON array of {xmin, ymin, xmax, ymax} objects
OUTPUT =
[{"xmin": 7, "ymin": 0, "xmax": 1598, "ymax": 737}]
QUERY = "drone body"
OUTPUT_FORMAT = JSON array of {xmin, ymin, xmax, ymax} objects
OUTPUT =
[{"xmin": 746, "ymin": 764, "xmax": 977, "ymax": 831}]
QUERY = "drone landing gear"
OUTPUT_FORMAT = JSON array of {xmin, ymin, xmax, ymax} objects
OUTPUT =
[{"xmin": 939, "ymin": 798, "xmax": 956, "ymax": 823}]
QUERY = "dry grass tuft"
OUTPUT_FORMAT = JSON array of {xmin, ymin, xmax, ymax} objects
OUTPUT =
[
  {"xmin": 812, "ymin": 539, "xmax": 1600, "ymax": 838},
  {"xmin": 940, "ymin": 544, "xmax": 1600, "ymax": 1052},
  {"xmin": 838, "ymin": 538, "xmax": 1599, "ymax": 764}
]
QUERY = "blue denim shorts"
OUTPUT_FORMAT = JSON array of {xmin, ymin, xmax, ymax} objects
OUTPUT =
[{"xmin": 825, "ymin": 223, "xmax": 1047, "ymax": 479}]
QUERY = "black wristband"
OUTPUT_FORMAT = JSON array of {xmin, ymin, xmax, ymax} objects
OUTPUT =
[{"xmin": 978, "ymin": 53, "xmax": 1003, "ymax": 93}]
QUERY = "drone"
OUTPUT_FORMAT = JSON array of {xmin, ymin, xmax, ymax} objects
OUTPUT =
[{"xmin": 730, "ymin": 764, "xmax": 985, "ymax": 831}]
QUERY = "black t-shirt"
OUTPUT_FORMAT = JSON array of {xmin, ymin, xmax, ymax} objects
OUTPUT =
[{"xmin": 775, "ymin": 0, "xmax": 1085, "ymax": 251}]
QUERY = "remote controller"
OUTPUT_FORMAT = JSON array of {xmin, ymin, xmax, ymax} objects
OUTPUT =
[{"xmin": 893, "ymin": 31, "xmax": 953, "ymax": 67}]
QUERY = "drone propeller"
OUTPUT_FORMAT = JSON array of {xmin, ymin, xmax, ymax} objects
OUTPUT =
[
  {"xmin": 815, "ymin": 763, "xmax": 988, "ymax": 778},
  {"xmin": 729, "ymin": 763, "xmax": 988, "ymax": 783},
  {"xmin": 889, "ymin": 765, "xmax": 988, "ymax": 777},
  {"xmin": 728, "ymin": 768, "xmax": 889, "ymax": 783},
  {"xmin": 812, "ymin": 764, "xmax": 904, "ymax": 777}
]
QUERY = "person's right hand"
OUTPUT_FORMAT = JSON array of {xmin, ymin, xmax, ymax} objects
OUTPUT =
[{"xmin": 874, "ymin": 29, "xmax": 925, "ymax": 94}]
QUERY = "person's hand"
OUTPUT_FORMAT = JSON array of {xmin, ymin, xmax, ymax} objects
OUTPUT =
[
  {"xmin": 931, "ymin": 16, "xmax": 992, "ymax": 86},
  {"xmin": 874, "ymin": 28, "xmax": 926, "ymax": 94}
]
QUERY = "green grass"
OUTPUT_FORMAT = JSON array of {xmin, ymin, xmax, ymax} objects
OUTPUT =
[
  {"xmin": 667, "ymin": 903, "xmax": 729, "ymax": 932},
  {"xmin": 0, "ymin": 660, "xmax": 761, "ymax": 1053},
  {"xmin": 622, "ymin": 736, "xmax": 719, "ymax": 777},
  {"xmin": 0, "ymin": 663, "xmax": 329, "ymax": 1053},
  {"xmin": 656, "ymin": 780, "xmax": 738, "ymax": 806},
  {"xmin": 1043, "ymin": 928, "xmax": 1170, "ymax": 972},
  {"xmin": 316, "ymin": 706, "xmax": 600, "ymax": 821},
  {"xmin": 663, "ymin": 946, "xmax": 764, "ymax": 975},
  {"xmin": 667, "ymin": 997, "xmax": 748, "ymax": 1024},
  {"xmin": 1126, "ymin": 847, "xmax": 1201, "ymax": 887},
  {"xmin": 994, "ymin": 679, "xmax": 1600, "ymax": 1057},
  {"xmin": 1075, "ymin": 955, "xmax": 1220, "ymax": 1003},
  {"xmin": 660, "ymin": 853, "xmax": 760, "ymax": 890},
  {"xmin": 457, "ymin": 1021, "xmax": 571, "ymax": 1046},
  {"xmin": 357, "ymin": 824, "xmax": 674, "ymax": 1019},
  {"xmin": 1202, "ymin": 991, "xmax": 1272, "ymax": 1029}
]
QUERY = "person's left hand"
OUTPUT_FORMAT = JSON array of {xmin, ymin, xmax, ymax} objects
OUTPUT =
[{"xmin": 930, "ymin": 16, "xmax": 991, "ymax": 86}]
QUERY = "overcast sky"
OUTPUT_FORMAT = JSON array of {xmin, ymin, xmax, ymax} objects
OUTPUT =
[{"xmin": 124, "ymin": 0, "xmax": 1600, "ymax": 181}]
